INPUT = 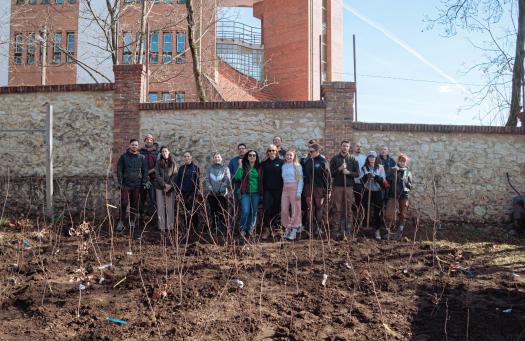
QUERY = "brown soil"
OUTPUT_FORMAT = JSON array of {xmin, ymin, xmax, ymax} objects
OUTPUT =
[{"xmin": 0, "ymin": 220, "xmax": 524, "ymax": 340}]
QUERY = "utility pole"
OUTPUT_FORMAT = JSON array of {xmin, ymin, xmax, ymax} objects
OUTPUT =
[{"xmin": 45, "ymin": 103, "xmax": 53, "ymax": 220}]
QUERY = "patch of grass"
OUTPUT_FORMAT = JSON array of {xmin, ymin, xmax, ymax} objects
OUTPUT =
[{"xmin": 0, "ymin": 217, "xmax": 9, "ymax": 228}]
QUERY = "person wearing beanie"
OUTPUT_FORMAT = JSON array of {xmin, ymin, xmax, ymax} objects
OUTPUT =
[{"xmin": 385, "ymin": 153, "xmax": 413, "ymax": 240}]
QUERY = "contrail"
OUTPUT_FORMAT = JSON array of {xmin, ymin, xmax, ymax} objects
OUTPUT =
[{"xmin": 342, "ymin": 2, "xmax": 467, "ymax": 93}]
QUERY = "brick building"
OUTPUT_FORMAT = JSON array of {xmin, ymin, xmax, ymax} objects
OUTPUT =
[{"xmin": 6, "ymin": 0, "xmax": 343, "ymax": 101}]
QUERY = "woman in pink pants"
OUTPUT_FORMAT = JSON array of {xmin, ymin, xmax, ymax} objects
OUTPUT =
[{"xmin": 281, "ymin": 148, "xmax": 304, "ymax": 241}]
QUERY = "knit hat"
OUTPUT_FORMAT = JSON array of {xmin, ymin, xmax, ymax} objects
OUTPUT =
[{"xmin": 367, "ymin": 151, "xmax": 377, "ymax": 158}]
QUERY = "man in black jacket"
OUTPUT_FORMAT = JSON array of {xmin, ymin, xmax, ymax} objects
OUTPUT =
[
  {"xmin": 330, "ymin": 140, "xmax": 360, "ymax": 237},
  {"xmin": 303, "ymin": 143, "xmax": 331, "ymax": 235},
  {"xmin": 117, "ymin": 139, "xmax": 148, "ymax": 232}
]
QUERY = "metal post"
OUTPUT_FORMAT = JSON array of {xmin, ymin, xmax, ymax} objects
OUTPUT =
[
  {"xmin": 45, "ymin": 104, "xmax": 53, "ymax": 220},
  {"xmin": 353, "ymin": 34, "xmax": 358, "ymax": 121},
  {"xmin": 319, "ymin": 34, "xmax": 322, "ymax": 100}
]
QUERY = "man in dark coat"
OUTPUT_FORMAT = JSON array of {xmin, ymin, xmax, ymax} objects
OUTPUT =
[{"xmin": 117, "ymin": 139, "xmax": 148, "ymax": 232}]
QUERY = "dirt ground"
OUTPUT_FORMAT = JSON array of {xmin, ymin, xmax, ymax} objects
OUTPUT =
[{"xmin": 0, "ymin": 219, "xmax": 524, "ymax": 340}]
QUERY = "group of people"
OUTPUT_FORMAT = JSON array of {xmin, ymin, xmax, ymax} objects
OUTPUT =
[{"xmin": 116, "ymin": 135, "xmax": 413, "ymax": 241}]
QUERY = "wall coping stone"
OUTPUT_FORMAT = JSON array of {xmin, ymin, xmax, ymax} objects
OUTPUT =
[
  {"xmin": 0, "ymin": 83, "xmax": 115, "ymax": 94},
  {"xmin": 139, "ymin": 100, "xmax": 326, "ymax": 111},
  {"xmin": 353, "ymin": 122, "xmax": 524, "ymax": 135}
]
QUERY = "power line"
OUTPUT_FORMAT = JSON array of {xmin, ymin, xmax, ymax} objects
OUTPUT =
[{"xmin": 333, "ymin": 71, "xmax": 484, "ymax": 86}]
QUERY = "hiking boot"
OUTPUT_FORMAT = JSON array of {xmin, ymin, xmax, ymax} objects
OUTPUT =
[
  {"xmin": 374, "ymin": 229, "xmax": 381, "ymax": 240},
  {"xmin": 116, "ymin": 220, "xmax": 125, "ymax": 232},
  {"xmin": 285, "ymin": 228, "xmax": 297, "ymax": 241}
]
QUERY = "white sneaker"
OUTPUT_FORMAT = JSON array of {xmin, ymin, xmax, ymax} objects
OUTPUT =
[
  {"xmin": 285, "ymin": 228, "xmax": 297, "ymax": 241},
  {"xmin": 374, "ymin": 229, "xmax": 381, "ymax": 240},
  {"xmin": 116, "ymin": 220, "xmax": 125, "ymax": 232},
  {"xmin": 398, "ymin": 224, "xmax": 405, "ymax": 234}
]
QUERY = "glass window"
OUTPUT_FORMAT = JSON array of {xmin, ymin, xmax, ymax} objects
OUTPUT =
[
  {"xmin": 122, "ymin": 32, "xmax": 132, "ymax": 64},
  {"xmin": 68, "ymin": 0, "xmax": 76, "ymax": 3},
  {"xmin": 136, "ymin": 32, "xmax": 145, "ymax": 63},
  {"xmin": 161, "ymin": 92, "xmax": 171, "ymax": 102},
  {"xmin": 175, "ymin": 92, "xmax": 185, "ymax": 103},
  {"xmin": 164, "ymin": 0, "xmax": 173, "ymax": 3},
  {"xmin": 162, "ymin": 32, "xmax": 172, "ymax": 64},
  {"xmin": 42, "ymin": 0, "xmax": 50, "ymax": 4},
  {"xmin": 56, "ymin": 0, "xmax": 63, "ymax": 4},
  {"xmin": 66, "ymin": 32, "xmax": 74, "ymax": 63},
  {"xmin": 14, "ymin": 34, "xmax": 23, "ymax": 65},
  {"xmin": 53, "ymin": 32, "xmax": 62, "ymax": 64},
  {"xmin": 149, "ymin": 32, "xmax": 159, "ymax": 64},
  {"xmin": 177, "ymin": 0, "xmax": 187, "ymax": 3},
  {"xmin": 176, "ymin": 32, "xmax": 185, "ymax": 53},
  {"xmin": 30, "ymin": 0, "xmax": 37, "ymax": 3},
  {"xmin": 148, "ymin": 92, "xmax": 158, "ymax": 102},
  {"xmin": 27, "ymin": 33, "xmax": 35, "ymax": 65}
]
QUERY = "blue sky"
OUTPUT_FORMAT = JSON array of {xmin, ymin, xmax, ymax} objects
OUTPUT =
[{"xmin": 227, "ymin": 0, "xmax": 515, "ymax": 126}]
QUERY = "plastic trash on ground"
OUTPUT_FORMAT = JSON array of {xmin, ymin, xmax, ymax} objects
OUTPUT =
[{"xmin": 106, "ymin": 317, "xmax": 128, "ymax": 325}]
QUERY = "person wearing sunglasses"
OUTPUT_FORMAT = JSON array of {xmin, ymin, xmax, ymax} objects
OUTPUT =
[
  {"xmin": 233, "ymin": 150, "xmax": 263, "ymax": 238},
  {"xmin": 261, "ymin": 144, "xmax": 284, "ymax": 239},
  {"xmin": 302, "ymin": 143, "xmax": 331, "ymax": 236}
]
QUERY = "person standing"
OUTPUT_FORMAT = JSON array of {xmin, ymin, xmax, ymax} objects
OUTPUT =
[
  {"xmin": 385, "ymin": 154, "xmax": 413, "ymax": 239},
  {"xmin": 154, "ymin": 146, "xmax": 177, "ymax": 231},
  {"xmin": 281, "ymin": 148, "xmax": 304, "ymax": 241},
  {"xmin": 228, "ymin": 143, "xmax": 247, "ymax": 220},
  {"xmin": 205, "ymin": 152, "xmax": 231, "ymax": 234},
  {"xmin": 330, "ymin": 140, "xmax": 360, "ymax": 237},
  {"xmin": 302, "ymin": 143, "xmax": 331, "ymax": 236},
  {"xmin": 360, "ymin": 151, "xmax": 386, "ymax": 240},
  {"xmin": 260, "ymin": 144, "xmax": 284, "ymax": 239},
  {"xmin": 116, "ymin": 139, "xmax": 148, "ymax": 232},
  {"xmin": 234, "ymin": 150, "xmax": 263, "ymax": 238},
  {"xmin": 273, "ymin": 136, "xmax": 287, "ymax": 160},
  {"xmin": 140, "ymin": 134, "xmax": 159, "ymax": 215},
  {"xmin": 176, "ymin": 151, "xmax": 201, "ymax": 231},
  {"xmin": 352, "ymin": 142, "xmax": 367, "ymax": 221}
]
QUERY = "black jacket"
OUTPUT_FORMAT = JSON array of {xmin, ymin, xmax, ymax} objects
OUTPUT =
[
  {"xmin": 302, "ymin": 155, "xmax": 330, "ymax": 189},
  {"xmin": 330, "ymin": 153, "xmax": 359, "ymax": 187},
  {"xmin": 261, "ymin": 157, "xmax": 284, "ymax": 191},
  {"xmin": 117, "ymin": 150, "xmax": 148, "ymax": 188},
  {"xmin": 176, "ymin": 163, "xmax": 200, "ymax": 194}
]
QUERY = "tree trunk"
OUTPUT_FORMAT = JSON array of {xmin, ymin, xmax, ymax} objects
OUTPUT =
[
  {"xmin": 137, "ymin": 1, "xmax": 147, "ymax": 64},
  {"xmin": 507, "ymin": 0, "xmax": 525, "ymax": 126},
  {"xmin": 106, "ymin": 0, "xmax": 118, "ymax": 65},
  {"xmin": 186, "ymin": 0, "xmax": 207, "ymax": 102}
]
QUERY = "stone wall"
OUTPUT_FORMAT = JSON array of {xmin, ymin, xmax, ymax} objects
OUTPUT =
[
  {"xmin": 353, "ymin": 124, "xmax": 525, "ymax": 224},
  {"xmin": 0, "ymin": 84, "xmax": 115, "ymax": 216},
  {"xmin": 139, "ymin": 104, "xmax": 326, "ymax": 165}
]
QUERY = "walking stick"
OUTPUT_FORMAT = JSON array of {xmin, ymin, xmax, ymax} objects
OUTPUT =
[
  {"xmin": 366, "ymin": 172, "xmax": 372, "ymax": 229},
  {"xmin": 393, "ymin": 167, "xmax": 398, "ymax": 229}
]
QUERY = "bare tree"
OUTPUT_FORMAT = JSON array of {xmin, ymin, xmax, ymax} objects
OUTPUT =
[{"xmin": 427, "ymin": 0, "xmax": 524, "ymax": 126}]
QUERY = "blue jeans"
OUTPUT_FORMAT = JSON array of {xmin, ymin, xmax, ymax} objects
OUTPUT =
[{"xmin": 240, "ymin": 193, "xmax": 260, "ymax": 232}]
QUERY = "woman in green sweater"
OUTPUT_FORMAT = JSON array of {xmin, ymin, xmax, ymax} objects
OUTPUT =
[{"xmin": 234, "ymin": 150, "xmax": 263, "ymax": 238}]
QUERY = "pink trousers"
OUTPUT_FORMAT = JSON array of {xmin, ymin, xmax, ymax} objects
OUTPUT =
[{"xmin": 281, "ymin": 183, "xmax": 302, "ymax": 228}]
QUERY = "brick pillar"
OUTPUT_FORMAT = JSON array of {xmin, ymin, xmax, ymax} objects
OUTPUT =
[
  {"xmin": 321, "ymin": 82, "xmax": 355, "ymax": 157},
  {"xmin": 112, "ymin": 64, "xmax": 146, "ymax": 169}
]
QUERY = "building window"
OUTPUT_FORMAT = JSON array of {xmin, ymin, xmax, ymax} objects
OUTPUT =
[
  {"xmin": 16, "ymin": 0, "xmax": 25, "ymax": 4},
  {"xmin": 161, "ymin": 92, "xmax": 171, "ymax": 102},
  {"xmin": 30, "ymin": 0, "xmax": 37, "ymax": 3},
  {"xmin": 66, "ymin": 32, "xmax": 74, "ymax": 63},
  {"xmin": 164, "ymin": 0, "xmax": 173, "ymax": 3},
  {"xmin": 68, "ymin": 0, "xmax": 76, "ymax": 3},
  {"xmin": 14, "ymin": 34, "xmax": 23, "ymax": 65},
  {"xmin": 177, "ymin": 0, "xmax": 187, "ymax": 3},
  {"xmin": 176, "ymin": 32, "xmax": 185, "ymax": 53},
  {"xmin": 56, "ymin": 0, "xmax": 63, "ymax": 4},
  {"xmin": 149, "ymin": 32, "xmax": 159, "ymax": 64},
  {"xmin": 148, "ymin": 92, "xmax": 158, "ymax": 102},
  {"xmin": 42, "ymin": 0, "xmax": 50, "ymax": 4},
  {"xmin": 53, "ymin": 32, "xmax": 62, "ymax": 64},
  {"xmin": 39, "ymin": 31, "xmax": 47, "ymax": 65},
  {"xmin": 175, "ymin": 92, "xmax": 185, "ymax": 103},
  {"xmin": 27, "ymin": 33, "xmax": 35, "ymax": 65},
  {"xmin": 122, "ymin": 32, "xmax": 132, "ymax": 64},
  {"xmin": 162, "ymin": 32, "xmax": 172, "ymax": 64}
]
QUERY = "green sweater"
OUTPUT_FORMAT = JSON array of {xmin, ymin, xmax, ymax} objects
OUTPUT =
[{"xmin": 234, "ymin": 166, "xmax": 259, "ymax": 193}]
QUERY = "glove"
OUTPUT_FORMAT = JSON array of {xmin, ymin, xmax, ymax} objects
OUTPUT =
[{"xmin": 144, "ymin": 181, "xmax": 152, "ymax": 190}]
